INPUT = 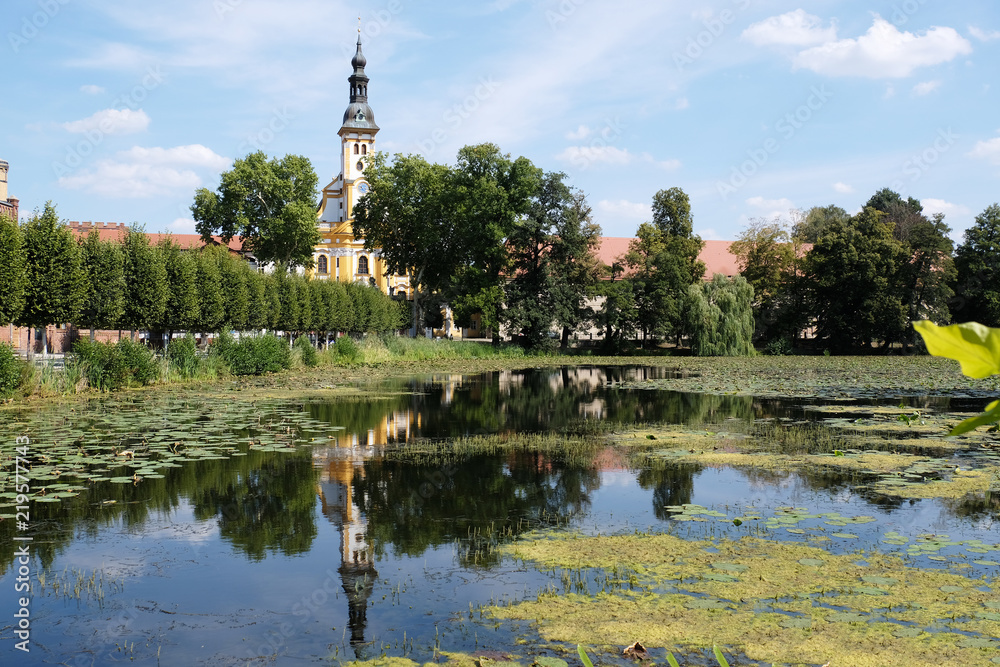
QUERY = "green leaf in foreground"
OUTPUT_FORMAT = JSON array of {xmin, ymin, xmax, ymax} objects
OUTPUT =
[
  {"xmin": 914, "ymin": 320, "xmax": 1000, "ymax": 379},
  {"xmin": 913, "ymin": 320, "xmax": 1000, "ymax": 435},
  {"xmin": 577, "ymin": 645, "xmax": 594, "ymax": 667},
  {"xmin": 713, "ymin": 645, "xmax": 731, "ymax": 667}
]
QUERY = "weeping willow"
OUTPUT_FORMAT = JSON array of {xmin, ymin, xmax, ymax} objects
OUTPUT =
[{"xmin": 686, "ymin": 274, "xmax": 755, "ymax": 356}]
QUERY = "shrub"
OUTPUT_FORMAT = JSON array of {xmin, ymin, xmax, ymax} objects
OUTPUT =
[
  {"xmin": 72, "ymin": 338, "xmax": 159, "ymax": 391},
  {"xmin": 220, "ymin": 334, "xmax": 291, "ymax": 376},
  {"xmin": 0, "ymin": 343, "xmax": 22, "ymax": 397},
  {"xmin": 334, "ymin": 335, "xmax": 359, "ymax": 362},
  {"xmin": 293, "ymin": 335, "xmax": 318, "ymax": 367},
  {"xmin": 167, "ymin": 334, "xmax": 199, "ymax": 378},
  {"xmin": 763, "ymin": 337, "xmax": 793, "ymax": 356},
  {"xmin": 117, "ymin": 338, "xmax": 159, "ymax": 385}
]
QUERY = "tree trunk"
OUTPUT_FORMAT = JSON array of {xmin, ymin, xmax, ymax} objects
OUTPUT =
[
  {"xmin": 561, "ymin": 325, "xmax": 570, "ymax": 351},
  {"xmin": 27, "ymin": 327, "xmax": 34, "ymax": 361},
  {"xmin": 90, "ymin": 327, "xmax": 96, "ymax": 342}
]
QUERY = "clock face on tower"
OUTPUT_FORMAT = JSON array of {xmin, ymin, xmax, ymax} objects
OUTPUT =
[{"xmin": 357, "ymin": 182, "xmax": 369, "ymax": 195}]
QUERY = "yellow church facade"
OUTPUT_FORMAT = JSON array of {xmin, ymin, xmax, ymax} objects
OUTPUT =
[{"xmin": 313, "ymin": 35, "xmax": 411, "ymax": 300}]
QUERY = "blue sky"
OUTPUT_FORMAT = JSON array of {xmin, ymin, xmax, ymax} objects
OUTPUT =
[{"xmin": 4, "ymin": 0, "xmax": 999, "ymax": 242}]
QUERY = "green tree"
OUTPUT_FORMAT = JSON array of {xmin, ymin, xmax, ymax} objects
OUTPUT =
[
  {"xmin": 624, "ymin": 188, "xmax": 705, "ymax": 343},
  {"xmin": 194, "ymin": 250, "xmax": 225, "ymax": 335},
  {"xmin": 596, "ymin": 268, "xmax": 639, "ymax": 353},
  {"xmin": 685, "ymin": 274, "xmax": 755, "ymax": 356},
  {"xmin": 953, "ymin": 204, "xmax": 1000, "ymax": 327},
  {"xmin": 353, "ymin": 152, "xmax": 455, "ymax": 336},
  {"xmin": 77, "ymin": 231, "xmax": 126, "ymax": 340},
  {"xmin": 0, "ymin": 215, "xmax": 27, "ymax": 326},
  {"xmin": 245, "ymin": 267, "xmax": 269, "ymax": 332},
  {"xmin": 263, "ymin": 272, "xmax": 282, "ymax": 332},
  {"xmin": 864, "ymin": 188, "xmax": 955, "ymax": 348},
  {"xmin": 121, "ymin": 227, "xmax": 168, "ymax": 337},
  {"xmin": 192, "ymin": 152, "xmax": 320, "ymax": 269},
  {"xmin": 505, "ymin": 173, "xmax": 602, "ymax": 350},
  {"xmin": 792, "ymin": 205, "xmax": 850, "ymax": 243},
  {"xmin": 550, "ymin": 191, "xmax": 603, "ymax": 348},
  {"xmin": 804, "ymin": 207, "xmax": 908, "ymax": 351},
  {"xmin": 157, "ymin": 238, "xmax": 200, "ymax": 336},
  {"xmin": 731, "ymin": 217, "xmax": 806, "ymax": 343},
  {"xmin": 446, "ymin": 144, "xmax": 541, "ymax": 342},
  {"xmin": 18, "ymin": 203, "xmax": 86, "ymax": 356},
  {"xmin": 213, "ymin": 248, "xmax": 249, "ymax": 331}
]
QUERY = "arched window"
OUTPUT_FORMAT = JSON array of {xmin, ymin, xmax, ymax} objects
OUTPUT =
[
  {"xmin": 317, "ymin": 256, "xmax": 328, "ymax": 274},
  {"xmin": 361, "ymin": 144, "xmax": 367, "ymax": 155},
  {"xmin": 357, "ymin": 256, "xmax": 369, "ymax": 275},
  {"xmin": 354, "ymin": 144, "xmax": 360, "ymax": 155}
]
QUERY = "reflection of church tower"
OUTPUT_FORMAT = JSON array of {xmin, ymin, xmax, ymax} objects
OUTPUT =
[{"xmin": 317, "ymin": 451, "xmax": 377, "ymax": 655}]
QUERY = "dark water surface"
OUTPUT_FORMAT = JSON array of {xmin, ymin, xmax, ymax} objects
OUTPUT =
[{"xmin": 0, "ymin": 366, "xmax": 996, "ymax": 666}]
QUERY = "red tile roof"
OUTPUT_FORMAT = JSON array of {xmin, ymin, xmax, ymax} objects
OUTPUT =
[
  {"xmin": 596, "ymin": 237, "xmax": 741, "ymax": 279},
  {"xmin": 65, "ymin": 221, "xmax": 245, "ymax": 253}
]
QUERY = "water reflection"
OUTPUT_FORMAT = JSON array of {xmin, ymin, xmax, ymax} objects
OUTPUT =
[
  {"xmin": 307, "ymin": 367, "xmax": 757, "ymax": 445},
  {"xmin": 2, "ymin": 367, "xmax": 998, "ymax": 664}
]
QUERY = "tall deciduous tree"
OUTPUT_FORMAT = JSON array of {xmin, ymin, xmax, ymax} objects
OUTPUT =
[
  {"xmin": 0, "ymin": 214, "xmax": 27, "ymax": 326},
  {"xmin": 804, "ymin": 207, "xmax": 908, "ymax": 351},
  {"xmin": 504, "ymin": 172, "xmax": 602, "ymax": 349},
  {"xmin": 730, "ymin": 217, "xmax": 806, "ymax": 343},
  {"xmin": 192, "ymin": 152, "xmax": 320, "ymax": 269},
  {"xmin": 624, "ymin": 187, "xmax": 705, "ymax": 343},
  {"xmin": 446, "ymin": 144, "xmax": 540, "ymax": 342},
  {"xmin": 121, "ymin": 227, "xmax": 168, "ymax": 337},
  {"xmin": 158, "ymin": 238, "xmax": 200, "ymax": 336},
  {"xmin": 353, "ymin": 152, "xmax": 455, "ymax": 336},
  {"xmin": 78, "ymin": 230, "xmax": 126, "ymax": 340},
  {"xmin": 18, "ymin": 203, "xmax": 86, "ymax": 356},
  {"xmin": 213, "ymin": 247, "xmax": 249, "ymax": 331},
  {"xmin": 194, "ymin": 249, "xmax": 225, "ymax": 336},
  {"xmin": 953, "ymin": 204, "xmax": 1000, "ymax": 327},
  {"xmin": 792, "ymin": 205, "xmax": 850, "ymax": 243}
]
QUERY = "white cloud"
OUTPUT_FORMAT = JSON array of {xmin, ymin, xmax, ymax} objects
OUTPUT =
[
  {"xmin": 62, "ymin": 109, "xmax": 151, "ymax": 135},
  {"xmin": 742, "ymin": 10, "xmax": 838, "ymax": 47},
  {"xmin": 169, "ymin": 217, "xmax": 197, "ymax": 233},
  {"xmin": 969, "ymin": 26, "xmax": 1000, "ymax": 42},
  {"xmin": 969, "ymin": 135, "xmax": 1000, "ymax": 165},
  {"xmin": 696, "ymin": 227, "xmax": 724, "ymax": 241},
  {"xmin": 556, "ymin": 146, "xmax": 680, "ymax": 170},
  {"xmin": 557, "ymin": 145, "xmax": 633, "ymax": 166},
  {"xmin": 833, "ymin": 182, "xmax": 854, "ymax": 194},
  {"xmin": 596, "ymin": 199, "xmax": 651, "ymax": 223},
  {"xmin": 884, "ymin": 84, "xmax": 897, "ymax": 99},
  {"xmin": 674, "ymin": 97, "xmax": 690, "ymax": 110},
  {"xmin": 912, "ymin": 80, "xmax": 942, "ymax": 96},
  {"xmin": 79, "ymin": 84, "xmax": 106, "ymax": 95},
  {"xmin": 747, "ymin": 196, "xmax": 795, "ymax": 211},
  {"xmin": 793, "ymin": 17, "xmax": 972, "ymax": 78},
  {"xmin": 922, "ymin": 198, "xmax": 971, "ymax": 219},
  {"xmin": 566, "ymin": 125, "xmax": 592, "ymax": 141},
  {"xmin": 58, "ymin": 144, "xmax": 230, "ymax": 198},
  {"xmin": 117, "ymin": 145, "xmax": 231, "ymax": 170}
]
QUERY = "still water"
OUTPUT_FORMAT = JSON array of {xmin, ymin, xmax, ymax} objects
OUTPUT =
[{"xmin": 0, "ymin": 366, "xmax": 995, "ymax": 665}]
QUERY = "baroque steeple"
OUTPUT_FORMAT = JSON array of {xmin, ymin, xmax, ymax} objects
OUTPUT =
[{"xmin": 342, "ymin": 34, "xmax": 379, "ymax": 132}]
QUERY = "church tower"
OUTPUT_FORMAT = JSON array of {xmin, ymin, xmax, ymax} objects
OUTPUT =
[{"xmin": 315, "ymin": 32, "xmax": 409, "ymax": 298}]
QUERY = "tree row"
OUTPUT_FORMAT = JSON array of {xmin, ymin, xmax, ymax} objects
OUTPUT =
[{"xmin": 0, "ymin": 203, "xmax": 403, "ymax": 354}]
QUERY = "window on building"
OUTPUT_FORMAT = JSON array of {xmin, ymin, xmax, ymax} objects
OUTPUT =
[
  {"xmin": 318, "ymin": 256, "xmax": 328, "ymax": 274},
  {"xmin": 354, "ymin": 144, "xmax": 360, "ymax": 155},
  {"xmin": 358, "ymin": 256, "xmax": 370, "ymax": 275},
  {"xmin": 361, "ymin": 144, "xmax": 367, "ymax": 155}
]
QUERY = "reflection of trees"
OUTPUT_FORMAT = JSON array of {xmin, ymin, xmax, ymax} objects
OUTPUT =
[
  {"xmin": 353, "ymin": 452, "xmax": 598, "ymax": 567},
  {"xmin": 637, "ymin": 462, "xmax": 700, "ymax": 519},
  {"xmin": 189, "ymin": 449, "xmax": 319, "ymax": 560}
]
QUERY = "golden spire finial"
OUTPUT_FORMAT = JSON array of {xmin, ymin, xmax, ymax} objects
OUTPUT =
[{"xmin": 358, "ymin": 14, "xmax": 362, "ymax": 34}]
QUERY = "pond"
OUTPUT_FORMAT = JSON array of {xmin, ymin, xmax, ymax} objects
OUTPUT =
[{"xmin": 0, "ymin": 366, "xmax": 998, "ymax": 666}]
